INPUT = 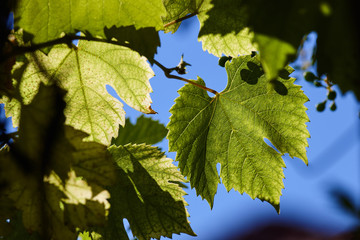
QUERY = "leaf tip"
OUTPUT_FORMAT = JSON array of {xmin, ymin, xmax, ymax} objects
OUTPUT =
[
  {"xmin": 147, "ymin": 106, "xmax": 157, "ymax": 114},
  {"xmin": 272, "ymin": 203, "xmax": 280, "ymax": 214}
]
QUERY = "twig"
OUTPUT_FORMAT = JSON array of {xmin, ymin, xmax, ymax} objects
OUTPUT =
[
  {"xmin": 153, "ymin": 59, "xmax": 218, "ymax": 95},
  {"xmin": 163, "ymin": 12, "xmax": 198, "ymax": 28},
  {"xmin": 1, "ymin": 35, "xmax": 115, "ymax": 62}
]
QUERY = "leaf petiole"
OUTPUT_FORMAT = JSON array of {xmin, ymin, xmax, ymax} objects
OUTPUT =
[{"xmin": 152, "ymin": 59, "xmax": 218, "ymax": 95}]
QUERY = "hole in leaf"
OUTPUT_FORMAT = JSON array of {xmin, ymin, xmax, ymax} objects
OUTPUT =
[
  {"xmin": 106, "ymin": 85, "xmax": 121, "ymax": 101},
  {"xmin": 263, "ymin": 138, "xmax": 281, "ymax": 153},
  {"xmin": 216, "ymin": 162, "xmax": 221, "ymax": 176}
]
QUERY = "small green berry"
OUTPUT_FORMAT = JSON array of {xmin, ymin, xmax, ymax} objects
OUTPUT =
[
  {"xmin": 330, "ymin": 102, "xmax": 337, "ymax": 111},
  {"xmin": 316, "ymin": 101, "xmax": 326, "ymax": 112},
  {"xmin": 304, "ymin": 72, "xmax": 318, "ymax": 82},
  {"xmin": 327, "ymin": 90, "xmax": 337, "ymax": 100}
]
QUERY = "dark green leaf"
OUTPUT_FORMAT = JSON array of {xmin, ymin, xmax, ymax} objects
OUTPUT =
[
  {"xmin": 112, "ymin": 115, "xmax": 167, "ymax": 146},
  {"xmin": 0, "ymin": 84, "xmax": 115, "ymax": 239},
  {"xmin": 105, "ymin": 144, "xmax": 195, "ymax": 240},
  {"xmin": 103, "ymin": 26, "xmax": 160, "ymax": 61}
]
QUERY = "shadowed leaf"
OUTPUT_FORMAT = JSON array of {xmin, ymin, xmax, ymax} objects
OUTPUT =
[
  {"xmin": 103, "ymin": 144, "xmax": 195, "ymax": 240},
  {"xmin": 112, "ymin": 115, "xmax": 167, "ymax": 146}
]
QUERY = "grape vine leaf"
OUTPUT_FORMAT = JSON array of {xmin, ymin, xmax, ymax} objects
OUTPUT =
[
  {"xmin": 167, "ymin": 55, "xmax": 309, "ymax": 208},
  {"xmin": 103, "ymin": 144, "xmax": 195, "ymax": 240},
  {"xmin": 200, "ymin": 0, "xmax": 360, "ymax": 96},
  {"xmin": 197, "ymin": 0, "xmax": 257, "ymax": 58},
  {"xmin": 0, "ymin": 84, "xmax": 115, "ymax": 239},
  {"xmin": 197, "ymin": 0, "xmax": 319, "ymax": 80},
  {"xmin": 14, "ymin": 0, "xmax": 166, "ymax": 44},
  {"xmin": 103, "ymin": 26, "xmax": 160, "ymax": 62},
  {"xmin": 1, "ymin": 40, "xmax": 155, "ymax": 145},
  {"xmin": 112, "ymin": 115, "xmax": 168, "ymax": 146},
  {"xmin": 162, "ymin": 0, "xmax": 207, "ymax": 33}
]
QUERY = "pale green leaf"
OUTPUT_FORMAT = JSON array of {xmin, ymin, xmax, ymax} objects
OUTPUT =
[
  {"xmin": 167, "ymin": 55, "xmax": 309, "ymax": 208},
  {"xmin": 14, "ymin": 0, "xmax": 166, "ymax": 44},
  {"xmin": 45, "ymin": 170, "xmax": 111, "ymax": 229},
  {"xmin": 254, "ymin": 34, "xmax": 296, "ymax": 80},
  {"xmin": 197, "ymin": 0, "xmax": 257, "ymax": 57},
  {"xmin": 1, "ymin": 40, "xmax": 155, "ymax": 145},
  {"xmin": 112, "ymin": 115, "xmax": 167, "ymax": 146},
  {"xmin": 104, "ymin": 144, "xmax": 195, "ymax": 240}
]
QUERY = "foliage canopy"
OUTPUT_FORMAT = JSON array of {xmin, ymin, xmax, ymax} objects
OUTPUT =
[{"xmin": 0, "ymin": 0, "xmax": 358, "ymax": 239}]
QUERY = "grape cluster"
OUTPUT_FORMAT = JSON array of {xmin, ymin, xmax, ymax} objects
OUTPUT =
[{"xmin": 304, "ymin": 72, "xmax": 337, "ymax": 112}]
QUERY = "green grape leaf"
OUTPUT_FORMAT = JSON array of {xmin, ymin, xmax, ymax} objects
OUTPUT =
[
  {"xmin": 104, "ymin": 144, "xmax": 195, "ymax": 240},
  {"xmin": 167, "ymin": 55, "xmax": 309, "ymax": 208},
  {"xmin": 0, "ymin": 84, "xmax": 115, "ymax": 239},
  {"xmin": 198, "ymin": 0, "xmax": 257, "ymax": 57},
  {"xmin": 1, "ymin": 40, "xmax": 155, "ymax": 145},
  {"xmin": 162, "ymin": 0, "xmax": 206, "ymax": 33},
  {"xmin": 65, "ymin": 127, "xmax": 116, "ymax": 186},
  {"xmin": 197, "ymin": 0, "xmax": 320, "ymax": 80},
  {"xmin": 14, "ymin": 0, "xmax": 166, "ymax": 44},
  {"xmin": 112, "ymin": 115, "xmax": 168, "ymax": 146},
  {"xmin": 253, "ymin": 34, "xmax": 296, "ymax": 80},
  {"xmin": 103, "ymin": 26, "xmax": 160, "ymax": 61}
]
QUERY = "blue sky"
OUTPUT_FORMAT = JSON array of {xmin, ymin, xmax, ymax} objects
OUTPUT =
[{"xmin": 1, "ymin": 14, "xmax": 359, "ymax": 240}]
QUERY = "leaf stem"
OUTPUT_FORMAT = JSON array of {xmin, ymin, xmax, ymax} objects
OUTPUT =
[
  {"xmin": 153, "ymin": 59, "xmax": 218, "ymax": 95},
  {"xmin": 1, "ymin": 35, "xmax": 117, "ymax": 62},
  {"xmin": 163, "ymin": 12, "xmax": 198, "ymax": 28}
]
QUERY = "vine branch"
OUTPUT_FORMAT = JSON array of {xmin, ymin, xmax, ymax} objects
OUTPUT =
[
  {"xmin": 1, "ymin": 35, "xmax": 115, "ymax": 62},
  {"xmin": 152, "ymin": 59, "xmax": 218, "ymax": 95},
  {"xmin": 163, "ymin": 12, "xmax": 198, "ymax": 28},
  {"xmin": 1, "ymin": 12, "xmax": 200, "ymax": 62}
]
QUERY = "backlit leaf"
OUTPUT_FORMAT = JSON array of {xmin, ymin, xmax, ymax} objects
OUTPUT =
[
  {"xmin": 167, "ymin": 55, "xmax": 309, "ymax": 208},
  {"xmin": 104, "ymin": 144, "xmax": 195, "ymax": 240},
  {"xmin": 198, "ymin": 0, "xmax": 257, "ymax": 57},
  {"xmin": 1, "ymin": 40, "xmax": 155, "ymax": 145},
  {"xmin": 14, "ymin": 0, "xmax": 166, "ymax": 44}
]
